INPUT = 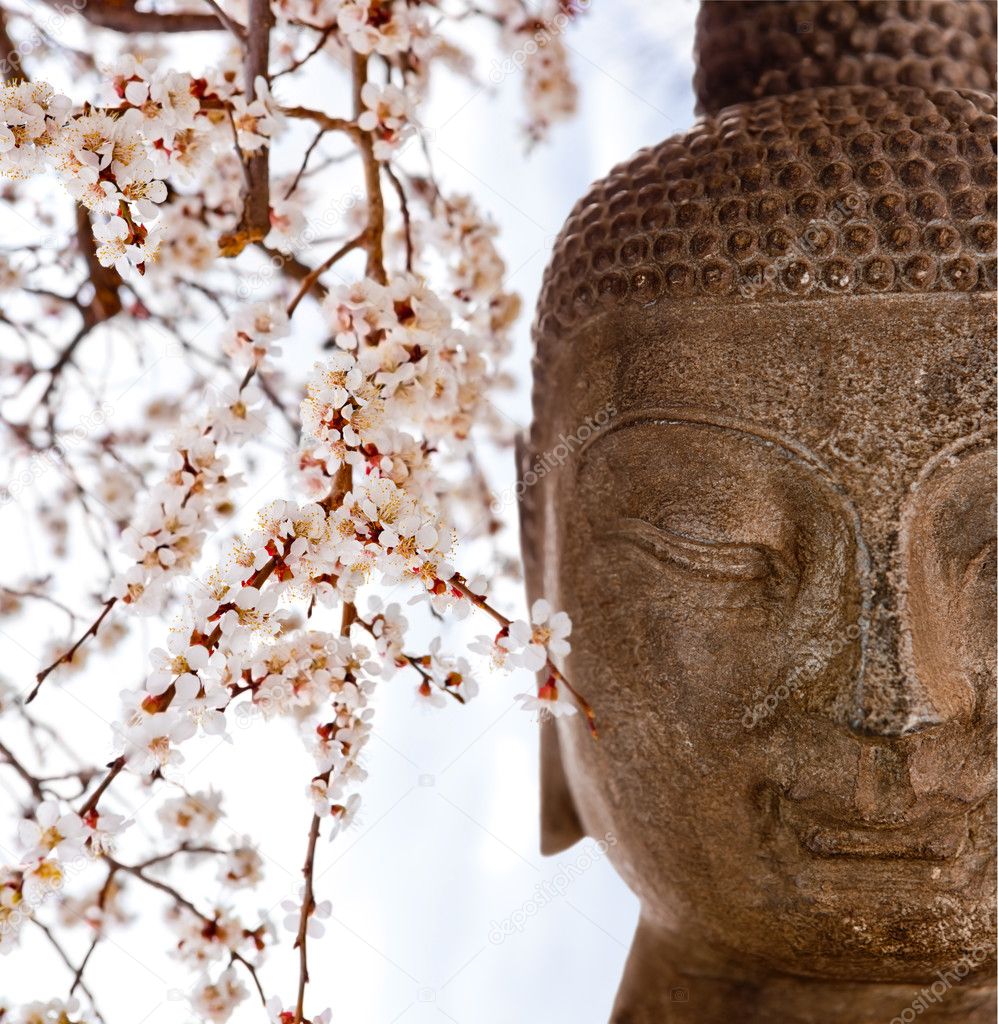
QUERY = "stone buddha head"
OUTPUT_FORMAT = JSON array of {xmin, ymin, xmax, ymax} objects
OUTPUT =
[{"xmin": 520, "ymin": 3, "xmax": 997, "ymax": 1020}]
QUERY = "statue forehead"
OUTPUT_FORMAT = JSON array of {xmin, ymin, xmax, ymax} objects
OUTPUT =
[{"xmin": 534, "ymin": 292, "xmax": 996, "ymax": 484}]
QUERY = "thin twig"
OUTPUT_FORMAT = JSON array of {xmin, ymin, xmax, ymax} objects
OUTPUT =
[
  {"xmin": 293, "ymin": 466, "xmax": 355, "ymax": 1024},
  {"xmin": 383, "ymin": 164, "xmax": 414, "ymax": 272},
  {"xmin": 286, "ymin": 233, "xmax": 365, "ymax": 317},
  {"xmin": 201, "ymin": 0, "xmax": 245, "ymax": 38},
  {"xmin": 28, "ymin": 598, "xmax": 117, "ymax": 703},
  {"xmin": 0, "ymin": 739, "xmax": 47, "ymax": 802},
  {"xmin": 32, "ymin": 919, "xmax": 107, "ymax": 1024}
]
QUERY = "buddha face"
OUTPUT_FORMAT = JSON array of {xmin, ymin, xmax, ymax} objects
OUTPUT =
[{"xmin": 527, "ymin": 292, "xmax": 996, "ymax": 979}]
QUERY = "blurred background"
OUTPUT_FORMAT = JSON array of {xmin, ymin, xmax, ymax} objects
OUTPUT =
[{"xmin": 0, "ymin": 1, "xmax": 698, "ymax": 1020}]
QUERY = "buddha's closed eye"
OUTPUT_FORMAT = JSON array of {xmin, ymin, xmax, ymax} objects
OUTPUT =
[{"xmin": 608, "ymin": 516, "xmax": 795, "ymax": 586}]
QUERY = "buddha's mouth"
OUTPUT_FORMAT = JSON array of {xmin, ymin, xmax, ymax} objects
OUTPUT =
[{"xmin": 778, "ymin": 797, "xmax": 977, "ymax": 862}]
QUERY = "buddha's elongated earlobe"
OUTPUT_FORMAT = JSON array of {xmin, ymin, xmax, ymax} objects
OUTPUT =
[
  {"xmin": 515, "ymin": 431, "xmax": 585, "ymax": 854},
  {"xmin": 539, "ymin": 715, "xmax": 585, "ymax": 854}
]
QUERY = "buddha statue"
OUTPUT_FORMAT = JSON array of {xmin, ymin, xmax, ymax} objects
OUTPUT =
[{"xmin": 519, "ymin": 2, "xmax": 997, "ymax": 1021}]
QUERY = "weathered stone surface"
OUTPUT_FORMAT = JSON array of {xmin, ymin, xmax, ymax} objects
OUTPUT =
[{"xmin": 522, "ymin": 3, "xmax": 996, "ymax": 1021}]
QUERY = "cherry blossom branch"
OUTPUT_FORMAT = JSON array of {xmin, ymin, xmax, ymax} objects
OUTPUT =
[
  {"xmin": 272, "ymin": 26, "xmax": 336, "ymax": 80},
  {"xmin": 292, "ymin": 778, "xmax": 327, "ymax": 1023},
  {"xmin": 0, "ymin": 582, "xmax": 80, "ymax": 627},
  {"xmin": 69, "ymin": 933, "xmax": 101, "ymax": 997},
  {"xmin": 201, "ymin": 0, "xmax": 246, "ymax": 40},
  {"xmin": 28, "ymin": 598, "xmax": 117, "ymax": 703},
  {"xmin": 0, "ymin": 9, "xmax": 18, "ymax": 85},
  {"xmin": 293, "ymin": 464, "xmax": 354, "ymax": 1024},
  {"xmin": 383, "ymin": 164, "xmax": 414, "ymax": 272},
  {"xmin": 75, "ymin": 547, "xmax": 284, "ymax": 822},
  {"xmin": 242, "ymin": 0, "xmax": 272, "ymax": 238},
  {"xmin": 104, "ymin": 854, "xmax": 268, "ymax": 1006},
  {"xmin": 449, "ymin": 574, "xmax": 598, "ymax": 736},
  {"xmin": 78, "ymin": 758, "xmax": 126, "ymax": 817},
  {"xmin": 32, "ymin": 919, "xmax": 108, "ymax": 1024},
  {"xmin": 286, "ymin": 233, "xmax": 366, "ymax": 317},
  {"xmin": 281, "ymin": 105, "xmax": 358, "ymax": 136},
  {"xmin": 219, "ymin": 0, "xmax": 273, "ymax": 256},
  {"xmin": 45, "ymin": 0, "xmax": 227, "ymax": 34},
  {"xmin": 75, "ymin": 205, "xmax": 124, "ymax": 323},
  {"xmin": 0, "ymin": 738, "xmax": 47, "ymax": 802},
  {"xmin": 352, "ymin": 52, "xmax": 387, "ymax": 285},
  {"xmin": 0, "ymin": 8, "xmax": 590, "ymax": 1019}
]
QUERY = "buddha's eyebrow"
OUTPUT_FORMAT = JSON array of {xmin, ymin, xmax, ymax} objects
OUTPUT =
[
  {"xmin": 574, "ymin": 411, "xmax": 868, "ymax": 563},
  {"xmin": 575, "ymin": 406, "xmax": 837, "ymax": 486}
]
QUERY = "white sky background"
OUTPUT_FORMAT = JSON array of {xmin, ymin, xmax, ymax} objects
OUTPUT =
[{"xmin": 0, "ymin": 2, "xmax": 698, "ymax": 1020}]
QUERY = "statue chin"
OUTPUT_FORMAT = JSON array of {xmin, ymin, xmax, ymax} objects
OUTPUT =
[{"xmin": 521, "ymin": 3, "xmax": 997, "ymax": 1020}]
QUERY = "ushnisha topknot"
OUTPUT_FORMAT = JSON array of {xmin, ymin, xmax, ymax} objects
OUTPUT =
[
  {"xmin": 532, "ymin": 1, "xmax": 997, "ymax": 346},
  {"xmin": 694, "ymin": 0, "xmax": 997, "ymax": 116}
]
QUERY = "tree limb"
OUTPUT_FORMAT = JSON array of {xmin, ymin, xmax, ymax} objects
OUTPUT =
[
  {"xmin": 46, "ymin": 0, "xmax": 227, "ymax": 34},
  {"xmin": 219, "ymin": 0, "xmax": 273, "ymax": 256}
]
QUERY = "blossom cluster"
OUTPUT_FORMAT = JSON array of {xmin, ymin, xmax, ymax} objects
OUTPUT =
[
  {"xmin": 1, "ymin": 800, "xmax": 127, "ymax": 957},
  {"xmin": 112, "ymin": 323, "xmax": 273, "ymax": 613},
  {"xmin": 0, "ymin": 55, "xmax": 284, "ymax": 273},
  {"xmin": 0, "ymin": 1, "xmax": 587, "ymax": 1021}
]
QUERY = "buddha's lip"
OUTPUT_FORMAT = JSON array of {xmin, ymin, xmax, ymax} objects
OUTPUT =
[{"xmin": 778, "ymin": 797, "xmax": 975, "ymax": 861}]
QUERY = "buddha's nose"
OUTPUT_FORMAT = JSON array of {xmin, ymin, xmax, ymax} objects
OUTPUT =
[{"xmin": 843, "ymin": 574, "xmax": 953, "ymax": 739}]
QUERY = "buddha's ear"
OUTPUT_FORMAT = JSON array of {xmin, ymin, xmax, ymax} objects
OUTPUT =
[{"xmin": 515, "ymin": 431, "xmax": 585, "ymax": 855}]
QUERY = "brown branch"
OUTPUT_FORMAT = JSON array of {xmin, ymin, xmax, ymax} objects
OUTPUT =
[
  {"xmin": 97, "ymin": 830, "xmax": 271, "ymax": 1007},
  {"xmin": 132, "ymin": 844, "xmax": 225, "ymax": 871},
  {"xmin": 255, "ymin": 243, "xmax": 324, "ymax": 288},
  {"xmin": 29, "ymin": 207, "xmax": 122, "ymax": 420},
  {"xmin": 232, "ymin": 949, "xmax": 268, "ymax": 1005},
  {"xmin": 75, "ymin": 555, "xmax": 280, "ymax": 820},
  {"xmin": 32, "ymin": 919, "xmax": 108, "ymax": 1024},
  {"xmin": 286, "ymin": 233, "xmax": 365, "ymax": 317},
  {"xmin": 0, "ymin": 8, "xmax": 20, "ymax": 84},
  {"xmin": 219, "ymin": 0, "xmax": 273, "ymax": 256},
  {"xmin": 272, "ymin": 24, "xmax": 335, "ymax": 79},
  {"xmin": 281, "ymin": 105, "xmax": 358, "ymax": 136},
  {"xmin": 76, "ymin": 205, "xmax": 123, "ymax": 323},
  {"xmin": 201, "ymin": 0, "xmax": 245, "ymax": 39},
  {"xmin": 28, "ymin": 598, "xmax": 117, "ymax": 704},
  {"xmin": 106, "ymin": 856, "xmax": 204, "ymax": 917},
  {"xmin": 293, "ymin": 466, "xmax": 355, "ymax": 1024},
  {"xmin": 282, "ymin": 107, "xmax": 389, "ymax": 1015},
  {"xmin": 102, "ymin": 854, "xmax": 265, "ymax": 1004},
  {"xmin": 283, "ymin": 127, "xmax": 330, "ymax": 201},
  {"xmin": 47, "ymin": 0, "xmax": 226, "ymax": 34},
  {"xmin": 1, "ymin": 582, "xmax": 79, "ymax": 627},
  {"xmin": 352, "ymin": 52, "xmax": 387, "ymax": 285},
  {"xmin": 78, "ymin": 757, "xmax": 125, "ymax": 817},
  {"xmin": 292, "ymin": 778, "xmax": 325, "ymax": 1022},
  {"xmin": 0, "ymin": 739, "xmax": 47, "ymax": 802},
  {"xmin": 383, "ymin": 164, "xmax": 413, "ymax": 273},
  {"xmin": 448, "ymin": 575, "xmax": 598, "ymax": 736}
]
